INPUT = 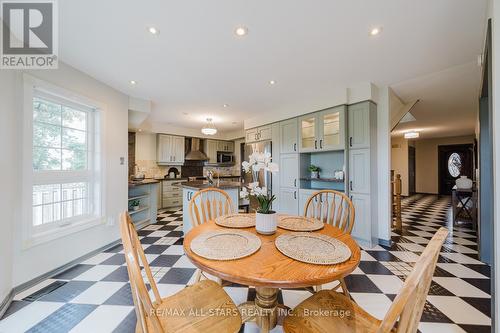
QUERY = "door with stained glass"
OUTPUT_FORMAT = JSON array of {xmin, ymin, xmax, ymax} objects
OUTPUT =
[{"xmin": 438, "ymin": 144, "xmax": 474, "ymax": 195}]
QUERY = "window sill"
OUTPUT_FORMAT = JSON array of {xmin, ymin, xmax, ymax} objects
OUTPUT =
[{"xmin": 23, "ymin": 217, "xmax": 106, "ymax": 249}]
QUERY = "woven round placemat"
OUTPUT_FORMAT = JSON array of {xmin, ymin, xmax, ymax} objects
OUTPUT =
[
  {"xmin": 215, "ymin": 214, "xmax": 256, "ymax": 228},
  {"xmin": 278, "ymin": 216, "xmax": 324, "ymax": 231},
  {"xmin": 191, "ymin": 230, "xmax": 261, "ymax": 260},
  {"xmin": 275, "ymin": 233, "xmax": 351, "ymax": 265}
]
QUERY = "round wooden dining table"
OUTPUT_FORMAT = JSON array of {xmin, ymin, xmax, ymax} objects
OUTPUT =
[{"xmin": 183, "ymin": 220, "xmax": 361, "ymax": 333}]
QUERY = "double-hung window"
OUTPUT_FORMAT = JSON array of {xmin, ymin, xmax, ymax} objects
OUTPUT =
[{"xmin": 29, "ymin": 83, "xmax": 102, "ymax": 241}]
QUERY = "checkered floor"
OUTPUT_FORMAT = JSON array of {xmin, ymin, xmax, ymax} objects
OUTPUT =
[{"xmin": 0, "ymin": 195, "xmax": 491, "ymax": 333}]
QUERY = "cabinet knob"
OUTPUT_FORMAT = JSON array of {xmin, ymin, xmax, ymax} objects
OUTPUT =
[
  {"xmin": 319, "ymin": 139, "xmax": 323, "ymax": 149},
  {"xmin": 349, "ymin": 180, "xmax": 353, "ymax": 191},
  {"xmin": 349, "ymin": 137, "xmax": 353, "ymax": 147},
  {"xmin": 314, "ymin": 140, "xmax": 317, "ymax": 149},
  {"xmin": 294, "ymin": 179, "xmax": 297, "ymax": 187},
  {"xmin": 293, "ymin": 143, "xmax": 297, "ymax": 151},
  {"xmin": 294, "ymin": 191, "xmax": 297, "ymax": 199}
]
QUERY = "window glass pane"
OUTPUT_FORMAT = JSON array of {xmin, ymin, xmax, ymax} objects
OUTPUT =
[
  {"xmin": 33, "ymin": 122, "xmax": 61, "ymax": 148},
  {"xmin": 62, "ymin": 182, "xmax": 87, "ymax": 201},
  {"xmin": 62, "ymin": 128, "xmax": 86, "ymax": 150},
  {"xmin": 33, "ymin": 98, "xmax": 61, "ymax": 125},
  {"xmin": 33, "ymin": 147, "xmax": 61, "ymax": 170},
  {"xmin": 33, "ymin": 206, "xmax": 43, "ymax": 226},
  {"xmin": 62, "ymin": 200, "xmax": 74, "ymax": 219},
  {"xmin": 448, "ymin": 153, "xmax": 462, "ymax": 178},
  {"xmin": 62, "ymin": 149, "xmax": 87, "ymax": 170},
  {"xmin": 33, "ymin": 184, "xmax": 61, "ymax": 205},
  {"xmin": 62, "ymin": 107, "xmax": 87, "ymax": 131}
]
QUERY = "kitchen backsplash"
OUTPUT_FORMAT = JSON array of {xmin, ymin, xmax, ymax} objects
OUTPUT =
[
  {"xmin": 134, "ymin": 160, "xmax": 181, "ymax": 179},
  {"xmin": 203, "ymin": 165, "xmax": 240, "ymax": 176}
]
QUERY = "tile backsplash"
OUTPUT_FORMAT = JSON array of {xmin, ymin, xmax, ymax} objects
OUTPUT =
[
  {"xmin": 134, "ymin": 160, "xmax": 181, "ymax": 179},
  {"xmin": 203, "ymin": 165, "xmax": 240, "ymax": 176}
]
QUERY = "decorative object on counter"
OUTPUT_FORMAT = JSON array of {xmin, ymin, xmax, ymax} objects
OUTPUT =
[
  {"xmin": 190, "ymin": 230, "xmax": 261, "ymax": 260},
  {"xmin": 275, "ymin": 233, "xmax": 351, "ymax": 265},
  {"xmin": 132, "ymin": 164, "xmax": 145, "ymax": 180},
  {"xmin": 167, "ymin": 167, "xmax": 180, "ymax": 179},
  {"xmin": 456, "ymin": 175, "xmax": 473, "ymax": 189},
  {"xmin": 129, "ymin": 199, "xmax": 140, "ymax": 211},
  {"xmin": 241, "ymin": 152, "xmax": 279, "ymax": 235},
  {"xmin": 308, "ymin": 165, "xmax": 321, "ymax": 179},
  {"xmin": 215, "ymin": 213, "xmax": 256, "ymax": 228},
  {"xmin": 334, "ymin": 170, "xmax": 344, "ymax": 180},
  {"xmin": 278, "ymin": 215, "xmax": 324, "ymax": 232}
]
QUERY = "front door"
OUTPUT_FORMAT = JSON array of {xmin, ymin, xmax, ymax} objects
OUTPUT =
[
  {"xmin": 438, "ymin": 144, "xmax": 473, "ymax": 195},
  {"xmin": 408, "ymin": 146, "xmax": 416, "ymax": 194}
]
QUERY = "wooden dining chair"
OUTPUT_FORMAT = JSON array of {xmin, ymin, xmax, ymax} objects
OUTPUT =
[
  {"xmin": 120, "ymin": 212, "xmax": 242, "ymax": 333},
  {"xmin": 188, "ymin": 187, "xmax": 234, "ymax": 284},
  {"xmin": 303, "ymin": 190, "xmax": 355, "ymax": 295},
  {"xmin": 283, "ymin": 227, "xmax": 449, "ymax": 333},
  {"xmin": 189, "ymin": 188, "xmax": 235, "ymax": 227}
]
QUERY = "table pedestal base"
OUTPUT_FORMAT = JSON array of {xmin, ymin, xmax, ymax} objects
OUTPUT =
[{"xmin": 237, "ymin": 287, "xmax": 290, "ymax": 333}]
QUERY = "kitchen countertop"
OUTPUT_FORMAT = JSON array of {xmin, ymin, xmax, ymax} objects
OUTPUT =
[
  {"xmin": 174, "ymin": 180, "xmax": 241, "ymax": 190},
  {"xmin": 155, "ymin": 175, "xmax": 241, "ymax": 181},
  {"xmin": 128, "ymin": 179, "xmax": 160, "ymax": 187}
]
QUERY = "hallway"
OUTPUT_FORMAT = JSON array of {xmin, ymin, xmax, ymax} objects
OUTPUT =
[{"xmin": 0, "ymin": 195, "xmax": 491, "ymax": 333}]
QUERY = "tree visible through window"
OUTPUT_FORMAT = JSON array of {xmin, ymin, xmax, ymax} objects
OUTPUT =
[
  {"xmin": 31, "ymin": 92, "xmax": 98, "ymax": 230},
  {"xmin": 447, "ymin": 152, "xmax": 462, "ymax": 178}
]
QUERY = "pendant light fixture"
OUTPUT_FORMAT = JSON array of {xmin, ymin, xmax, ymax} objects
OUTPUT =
[{"xmin": 201, "ymin": 118, "xmax": 217, "ymax": 135}]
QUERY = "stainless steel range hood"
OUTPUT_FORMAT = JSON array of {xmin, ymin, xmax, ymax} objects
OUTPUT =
[{"xmin": 185, "ymin": 138, "xmax": 208, "ymax": 161}]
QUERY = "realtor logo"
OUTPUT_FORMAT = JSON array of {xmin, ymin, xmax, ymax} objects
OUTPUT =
[{"xmin": 1, "ymin": 0, "xmax": 58, "ymax": 69}]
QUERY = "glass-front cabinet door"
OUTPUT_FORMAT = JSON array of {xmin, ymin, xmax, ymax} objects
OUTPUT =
[
  {"xmin": 319, "ymin": 106, "xmax": 345, "ymax": 151},
  {"xmin": 299, "ymin": 115, "xmax": 317, "ymax": 152}
]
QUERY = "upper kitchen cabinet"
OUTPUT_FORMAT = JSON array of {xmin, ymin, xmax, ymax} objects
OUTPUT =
[
  {"xmin": 299, "ymin": 106, "xmax": 346, "ymax": 152},
  {"xmin": 279, "ymin": 118, "xmax": 298, "ymax": 154},
  {"xmin": 299, "ymin": 114, "xmax": 316, "ymax": 152},
  {"xmin": 217, "ymin": 140, "xmax": 234, "ymax": 152},
  {"xmin": 157, "ymin": 134, "xmax": 185, "ymax": 165},
  {"xmin": 319, "ymin": 106, "xmax": 345, "ymax": 151},
  {"xmin": 245, "ymin": 125, "xmax": 272, "ymax": 143},
  {"xmin": 348, "ymin": 102, "xmax": 371, "ymax": 149},
  {"xmin": 204, "ymin": 139, "xmax": 218, "ymax": 164}
]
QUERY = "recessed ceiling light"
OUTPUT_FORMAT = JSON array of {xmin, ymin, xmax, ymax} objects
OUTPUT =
[
  {"xmin": 148, "ymin": 26, "xmax": 160, "ymax": 35},
  {"xmin": 370, "ymin": 27, "xmax": 382, "ymax": 36},
  {"xmin": 138, "ymin": 128, "xmax": 142, "ymax": 132},
  {"xmin": 223, "ymin": 104, "xmax": 229, "ymax": 108},
  {"xmin": 129, "ymin": 80, "xmax": 137, "ymax": 85},
  {"xmin": 235, "ymin": 26, "xmax": 248, "ymax": 36},
  {"xmin": 269, "ymin": 80, "xmax": 276, "ymax": 85}
]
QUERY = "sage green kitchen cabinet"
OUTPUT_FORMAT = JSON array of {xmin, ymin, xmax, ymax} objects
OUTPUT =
[
  {"xmin": 279, "ymin": 118, "xmax": 298, "ymax": 154},
  {"xmin": 298, "ymin": 106, "xmax": 345, "ymax": 152}
]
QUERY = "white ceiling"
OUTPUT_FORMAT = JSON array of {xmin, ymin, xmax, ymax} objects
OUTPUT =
[{"xmin": 58, "ymin": 0, "xmax": 488, "ymax": 134}]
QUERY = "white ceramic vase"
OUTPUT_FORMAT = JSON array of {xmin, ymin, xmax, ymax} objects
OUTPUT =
[
  {"xmin": 311, "ymin": 171, "xmax": 319, "ymax": 179},
  {"xmin": 255, "ymin": 211, "xmax": 277, "ymax": 235},
  {"xmin": 456, "ymin": 176, "xmax": 472, "ymax": 189}
]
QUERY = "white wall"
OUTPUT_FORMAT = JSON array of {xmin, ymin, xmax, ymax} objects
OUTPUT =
[
  {"xmin": 4, "ymin": 62, "xmax": 129, "ymax": 286},
  {"xmin": 376, "ymin": 86, "xmax": 392, "ymax": 243},
  {"xmin": 135, "ymin": 132, "xmax": 157, "ymax": 161},
  {"xmin": 0, "ymin": 70, "xmax": 18, "ymax": 302},
  {"xmin": 391, "ymin": 137, "xmax": 410, "ymax": 196}
]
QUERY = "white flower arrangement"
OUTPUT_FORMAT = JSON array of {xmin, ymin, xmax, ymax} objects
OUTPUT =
[{"xmin": 240, "ymin": 152, "xmax": 279, "ymax": 214}]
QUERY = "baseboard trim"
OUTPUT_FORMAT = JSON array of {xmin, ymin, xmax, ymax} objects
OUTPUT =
[
  {"xmin": 0, "ymin": 289, "xmax": 15, "ymax": 319},
  {"xmin": 12, "ymin": 239, "xmax": 121, "ymax": 298},
  {"xmin": 378, "ymin": 238, "xmax": 392, "ymax": 247}
]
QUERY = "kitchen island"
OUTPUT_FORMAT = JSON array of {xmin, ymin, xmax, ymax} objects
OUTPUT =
[{"xmin": 175, "ymin": 181, "xmax": 240, "ymax": 235}]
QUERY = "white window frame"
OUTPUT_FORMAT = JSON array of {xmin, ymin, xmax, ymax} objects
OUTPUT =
[{"xmin": 22, "ymin": 75, "xmax": 106, "ymax": 247}]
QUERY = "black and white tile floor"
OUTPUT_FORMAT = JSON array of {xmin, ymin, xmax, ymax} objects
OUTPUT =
[{"xmin": 0, "ymin": 195, "xmax": 491, "ymax": 332}]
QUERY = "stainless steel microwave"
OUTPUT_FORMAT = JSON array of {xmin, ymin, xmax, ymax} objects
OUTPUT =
[{"xmin": 217, "ymin": 152, "xmax": 234, "ymax": 164}]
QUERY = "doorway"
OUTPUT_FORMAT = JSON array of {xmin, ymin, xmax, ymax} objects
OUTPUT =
[
  {"xmin": 438, "ymin": 144, "xmax": 473, "ymax": 195},
  {"xmin": 408, "ymin": 146, "xmax": 416, "ymax": 195}
]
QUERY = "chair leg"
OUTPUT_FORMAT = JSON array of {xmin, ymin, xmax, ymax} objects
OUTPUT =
[
  {"xmin": 339, "ymin": 278, "xmax": 350, "ymax": 298},
  {"xmin": 193, "ymin": 268, "xmax": 202, "ymax": 283}
]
